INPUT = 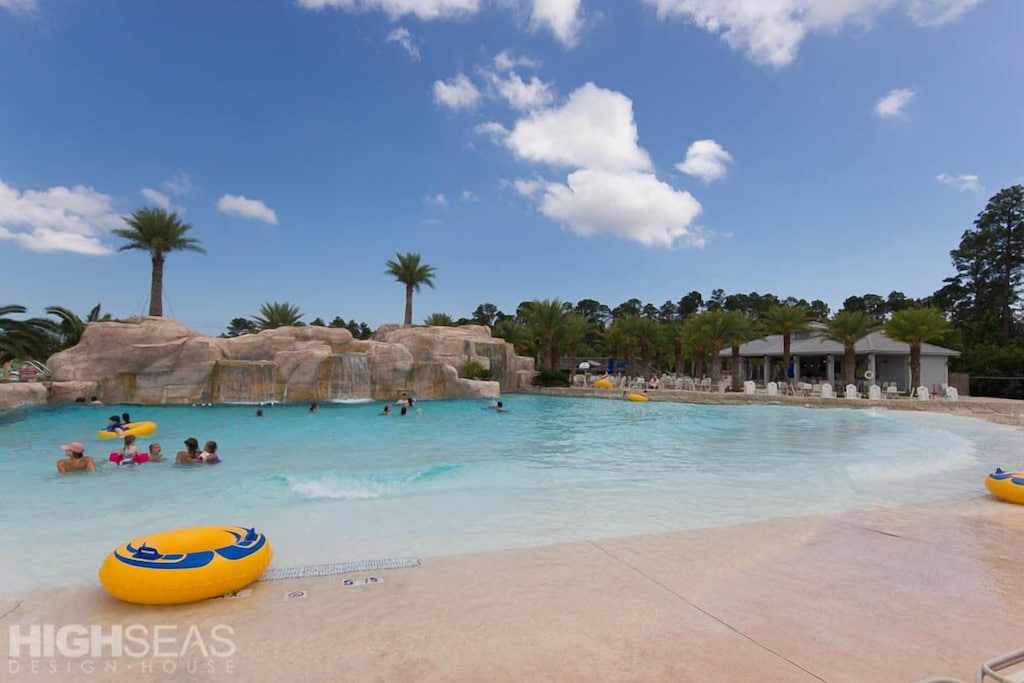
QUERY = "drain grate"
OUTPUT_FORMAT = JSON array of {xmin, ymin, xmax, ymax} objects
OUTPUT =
[{"xmin": 257, "ymin": 557, "xmax": 420, "ymax": 581}]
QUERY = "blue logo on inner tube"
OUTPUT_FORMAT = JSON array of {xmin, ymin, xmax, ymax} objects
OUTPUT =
[{"xmin": 114, "ymin": 528, "xmax": 265, "ymax": 570}]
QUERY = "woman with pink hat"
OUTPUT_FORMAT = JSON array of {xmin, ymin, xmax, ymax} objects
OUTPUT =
[{"xmin": 56, "ymin": 442, "xmax": 96, "ymax": 474}]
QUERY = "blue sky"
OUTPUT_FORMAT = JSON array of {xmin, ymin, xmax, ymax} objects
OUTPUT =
[{"xmin": 1, "ymin": 0, "xmax": 1020, "ymax": 335}]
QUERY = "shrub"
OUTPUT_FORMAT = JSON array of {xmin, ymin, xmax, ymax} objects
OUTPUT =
[
  {"xmin": 532, "ymin": 369, "xmax": 570, "ymax": 387},
  {"xmin": 462, "ymin": 359, "xmax": 492, "ymax": 381}
]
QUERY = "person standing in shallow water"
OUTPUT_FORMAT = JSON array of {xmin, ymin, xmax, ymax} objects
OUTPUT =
[
  {"xmin": 176, "ymin": 437, "xmax": 202, "ymax": 464},
  {"xmin": 57, "ymin": 442, "xmax": 96, "ymax": 473},
  {"xmin": 309, "ymin": 402, "xmax": 319, "ymax": 413}
]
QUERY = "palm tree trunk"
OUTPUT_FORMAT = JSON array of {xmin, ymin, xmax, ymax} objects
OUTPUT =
[
  {"xmin": 844, "ymin": 344, "xmax": 855, "ymax": 385},
  {"xmin": 404, "ymin": 284, "xmax": 414, "ymax": 326},
  {"xmin": 731, "ymin": 344, "xmax": 742, "ymax": 391},
  {"xmin": 911, "ymin": 345, "xmax": 921, "ymax": 389},
  {"xmin": 149, "ymin": 255, "xmax": 165, "ymax": 316},
  {"xmin": 709, "ymin": 342, "xmax": 721, "ymax": 383},
  {"xmin": 782, "ymin": 334, "xmax": 792, "ymax": 383}
]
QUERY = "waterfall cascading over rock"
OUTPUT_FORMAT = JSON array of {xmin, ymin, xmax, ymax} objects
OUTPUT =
[
  {"xmin": 209, "ymin": 360, "xmax": 278, "ymax": 404},
  {"xmin": 319, "ymin": 353, "xmax": 372, "ymax": 400}
]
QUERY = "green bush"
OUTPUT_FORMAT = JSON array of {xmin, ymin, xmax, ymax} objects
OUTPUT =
[
  {"xmin": 531, "ymin": 369, "xmax": 570, "ymax": 387},
  {"xmin": 461, "ymin": 359, "xmax": 492, "ymax": 381}
]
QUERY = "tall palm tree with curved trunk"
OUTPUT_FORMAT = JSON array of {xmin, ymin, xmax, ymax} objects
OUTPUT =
[
  {"xmin": 764, "ymin": 305, "xmax": 812, "ymax": 382},
  {"xmin": 112, "ymin": 208, "xmax": 205, "ymax": 317},
  {"xmin": 824, "ymin": 310, "xmax": 879, "ymax": 386},
  {"xmin": 886, "ymin": 308, "xmax": 950, "ymax": 391},
  {"xmin": 385, "ymin": 252, "xmax": 436, "ymax": 327},
  {"xmin": 251, "ymin": 301, "xmax": 305, "ymax": 330}
]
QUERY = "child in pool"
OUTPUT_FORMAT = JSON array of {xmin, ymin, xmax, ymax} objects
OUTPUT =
[{"xmin": 199, "ymin": 440, "xmax": 221, "ymax": 464}]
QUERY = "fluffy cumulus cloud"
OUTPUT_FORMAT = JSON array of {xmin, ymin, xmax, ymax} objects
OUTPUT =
[
  {"xmin": 528, "ymin": 0, "xmax": 583, "ymax": 47},
  {"xmin": 424, "ymin": 193, "xmax": 447, "ymax": 206},
  {"xmin": 642, "ymin": 0, "xmax": 983, "ymax": 68},
  {"xmin": 482, "ymin": 70, "xmax": 555, "ymax": 111},
  {"xmin": 216, "ymin": 194, "xmax": 279, "ymax": 224},
  {"xmin": 504, "ymin": 82, "xmax": 652, "ymax": 172},
  {"xmin": 937, "ymin": 172, "xmax": 982, "ymax": 192},
  {"xmin": 533, "ymin": 169, "xmax": 703, "ymax": 248},
  {"xmin": 676, "ymin": 139, "xmax": 733, "ymax": 183},
  {"xmin": 296, "ymin": 0, "xmax": 479, "ymax": 21},
  {"xmin": 874, "ymin": 87, "xmax": 915, "ymax": 119},
  {"xmin": 0, "ymin": 179, "xmax": 120, "ymax": 255},
  {"xmin": 386, "ymin": 27, "xmax": 420, "ymax": 61},
  {"xmin": 433, "ymin": 74, "xmax": 481, "ymax": 110}
]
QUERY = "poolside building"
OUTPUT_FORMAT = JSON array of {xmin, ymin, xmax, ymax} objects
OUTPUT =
[{"xmin": 726, "ymin": 324, "xmax": 960, "ymax": 392}]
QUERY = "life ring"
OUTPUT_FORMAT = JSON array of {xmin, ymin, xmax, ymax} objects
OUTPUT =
[
  {"xmin": 863, "ymin": 370, "xmax": 874, "ymax": 381},
  {"xmin": 98, "ymin": 421, "xmax": 158, "ymax": 439},
  {"xmin": 625, "ymin": 393, "xmax": 649, "ymax": 402},
  {"xmin": 985, "ymin": 469, "xmax": 1024, "ymax": 505},
  {"xmin": 593, "ymin": 378, "xmax": 614, "ymax": 389},
  {"xmin": 109, "ymin": 452, "xmax": 150, "ymax": 464},
  {"xmin": 98, "ymin": 526, "xmax": 273, "ymax": 605}
]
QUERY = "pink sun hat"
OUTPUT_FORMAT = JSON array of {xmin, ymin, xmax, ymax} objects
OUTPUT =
[{"xmin": 60, "ymin": 442, "xmax": 85, "ymax": 454}]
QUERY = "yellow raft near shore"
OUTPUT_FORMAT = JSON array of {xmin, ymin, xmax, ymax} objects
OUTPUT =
[
  {"xmin": 98, "ymin": 421, "xmax": 158, "ymax": 439},
  {"xmin": 625, "ymin": 393, "xmax": 649, "ymax": 402},
  {"xmin": 99, "ymin": 526, "xmax": 273, "ymax": 605},
  {"xmin": 593, "ymin": 377, "xmax": 614, "ymax": 389},
  {"xmin": 985, "ymin": 469, "xmax": 1024, "ymax": 505}
]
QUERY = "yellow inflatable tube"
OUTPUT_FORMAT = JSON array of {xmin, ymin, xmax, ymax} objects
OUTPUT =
[
  {"xmin": 985, "ymin": 469, "xmax": 1024, "ymax": 505},
  {"xmin": 593, "ymin": 377, "xmax": 614, "ymax": 389},
  {"xmin": 625, "ymin": 393, "xmax": 649, "ymax": 402},
  {"xmin": 98, "ymin": 421, "xmax": 158, "ymax": 439},
  {"xmin": 99, "ymin": 526, "xmax": 273, "ymax": 605}
]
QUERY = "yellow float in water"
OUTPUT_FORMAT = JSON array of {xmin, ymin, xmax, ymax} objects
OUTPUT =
[
  {"xmin": 625, "ymin": 393, "xmax": 649, "ymax": 402},
  {"xmin": 985, "ymin": 469, "xmax": 1024, "ymax": 505},
  {"xmin": 99, "ymin": 526, "xmax": 273, "ymax": 605},
  {"xmin": 98, "ymin": 421, "xmax": 158, "ymax": 439},
  {"xmin": 593, "ymin": 377, "xmax": 614, "ymax": 389}
]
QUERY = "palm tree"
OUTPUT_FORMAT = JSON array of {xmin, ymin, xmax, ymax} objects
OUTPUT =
[
  {"xmin": 423, "ymin": 312, "xmax": 455, "ymax": 326},
  {"xmin": 46, "ymin": 303, "xmax": 111, "ymax": 350},
  {"xmin": 0, "ymin": 304, "xmax": 53, "ymax": 363},
  {"xmin": 112, "ymin": 208, "xmax": 205, "ymax": 317},
  {"xmin": 385, "ymin": 252, "xmax": 436, "ymax": 326},
  {"xmin": 823, "ymin": 310, "xmax": 879, "ymax": 386},
  {"xmin": 251, "ymin": 301, "xmax": 304, "ymax": 330},
  {"xmin": 886, "ymin": 308, "xmax": 950, "ymax": 391},
  {"xmin": 521, "ymin": 299, "xmax": 573, "ymax": 371},
  {"xmin": 764, "ymin": 305, "xmax": 812, "ymax": 383},
  {"xmin": 723, "ymin": 312, "xmax": 755, "ymax": 391},
  {"xmin": 693, "ymin": 310, "xmax": 748, "ymax": 385}
]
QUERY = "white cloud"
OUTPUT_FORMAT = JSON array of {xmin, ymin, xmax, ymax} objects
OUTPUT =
[
  {"xmin": 162, "ymin": 171, "xmax": 193, "ymax": 195},
  {"xmin": 874, "ymin": 87, "xmax": 915, "ymax": 119},
  {"xmin": 676, "ymin": 139, "xmax": 734, "ymax": 183},
  {"xmin": 493, "ymin": 50, "xmax": 538, "ymax": 71},
  {"xmin": 532, "ymin": 169, "xmax": 703, "ymax": 248},
  {"xmin": 528, "ymin": 0, "xmax": 583, "ymax": 47},
  {"xmin": 216, "ymin": 194, "xmax": 279, "ymax": 224},
  {"xmin": 907, "ymin": 0, "xmax": 982, "ymax": 26},
  {"xmin": 424, "ymin": 193, "xmax": 447, "ymax": 206},
  {"xmin": 296, "ymin": 0, "xmax": 479, "ymax": 20},
  {"xmin": 474, "ymin": 121, "xmax": 510, "ymax": 143},
  {"xmin": 643, "ymin": 0, "xmax": 983, "ymax": 68},
  {"xmin": 937, "ymin": 172, "xmax": 982, "ymax": 192},
  {"xmin": 0, "ymin": 179, "xmax": 120, "ymax": 255},
  {"xmin": 140, "ymin": 188, "xmax": 171, "ymax": 209},
  {"xmin": 0, "ymin": 0, "xmax": 37, "ymax": 13},
  {"xmin": 386, "ymin": 27, "xmax": 421, "ymax": 61},
  {"xmin": 433, "ymin": 74, "xmax": 481, "ymax": 110},
  {"xmin": 481, "ymin": 69, "xmax": 555, "ymax": 111},
  {"xmin": 460, "ymin": 189, "xmax": 477, "ymax": 201},
  {"xmin": 505, "ymin": 82, "xmax": 651, "ymax": 172}
]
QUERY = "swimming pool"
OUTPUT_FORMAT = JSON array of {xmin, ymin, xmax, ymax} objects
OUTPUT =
[{"xmin": 2, "ymin": 395, "xmax": 1020, "ymax": 594}]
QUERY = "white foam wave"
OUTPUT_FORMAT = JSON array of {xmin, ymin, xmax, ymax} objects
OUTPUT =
[
  {"xmin": 327, "ymin": 398, "xmax": 375, "ymax": 404},
  {"xmin": 846, "ymin": 449, "xmax": 976, "ymax": 483},
  {"xmin": 286, "ymin": 474, "xmax": 404, "ymax": 499}
]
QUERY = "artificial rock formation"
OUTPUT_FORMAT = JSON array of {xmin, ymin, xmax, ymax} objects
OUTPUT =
[{"xmin": 43, "ymin": 317, "xmax": 535, "ymax": 405}]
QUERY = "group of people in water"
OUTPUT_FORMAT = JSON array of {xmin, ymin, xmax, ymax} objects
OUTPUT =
[{"xmin": 56, "ymin": 411, "xmax": 220, "ymax": 474}]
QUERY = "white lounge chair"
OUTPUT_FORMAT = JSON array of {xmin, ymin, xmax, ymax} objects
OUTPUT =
[
  {"xmin": 868, "ymin": 385, "xmax": 882, "ymax": 400},
  {"xmin": 945, "ymin": 386, "xmax": 959, "ymax": 401},
  {"xmin": 845, "ymin": 384, "xmax": 859, "ymax": 399},
  {"xmin": 916, "ymin": 386, "xmax": 930, "ymax": 400},
  {"xmin": 743, "ymin": 381, "xmax": 756, "ymax": 395},
  {"xmin": 766, "ymin": 381, "xmax": 778, "ymax": 396},
  {"xmin": 885, "ymin": 385, "xmax": 898, "ymax": 399},
  {"xmin": 820, "ymin": 384, "xmax": 834, "ymax": 398}
]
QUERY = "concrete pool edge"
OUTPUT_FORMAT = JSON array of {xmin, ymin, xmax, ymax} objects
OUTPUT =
[{"xmin": 3, "ymin": 496, "xmax": 1023, "ymax": 682}]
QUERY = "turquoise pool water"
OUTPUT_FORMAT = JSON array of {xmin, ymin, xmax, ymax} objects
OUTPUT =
[{"xmin": 2, "ymin": 395, "xmax": 1021, "ymax": 594}]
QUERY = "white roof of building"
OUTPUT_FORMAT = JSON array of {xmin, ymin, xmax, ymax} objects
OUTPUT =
[{"xmin": 733, "ymin": 331, "xmax": 960, "ymax": 358}]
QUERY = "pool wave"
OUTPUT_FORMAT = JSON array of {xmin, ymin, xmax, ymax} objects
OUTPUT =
[{"xmin": 276, "ymin": 462, "xmax": 463, "ymax": 500}]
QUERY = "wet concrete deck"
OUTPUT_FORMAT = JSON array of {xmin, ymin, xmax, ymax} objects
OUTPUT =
[{"xmin": 4, "ymin": 497, "xmax": 1023, "ymax": 682}]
